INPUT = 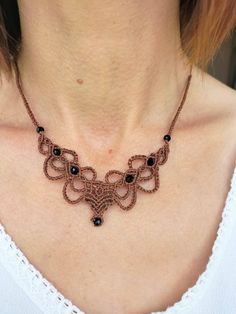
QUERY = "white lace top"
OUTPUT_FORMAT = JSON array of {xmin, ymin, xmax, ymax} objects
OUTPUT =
[{"xmin": 0, "ymin": 165, "xmax": 236, "ymax": 314}]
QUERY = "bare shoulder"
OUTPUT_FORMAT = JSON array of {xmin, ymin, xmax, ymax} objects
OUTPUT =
[
  {"xmin": 0, "ymin": 71, "xmax": 32, "ymax": 157},
  {"xmin": 191, "ymin": 66, "xmax": 236, "ymax": 122},
  {"xmin": 0, "ymin": 69, "xmax": 29, "ymax": 131},
  {"xmin": 185, "ymin": 66, "xmax": 236, "ymax": 167}
]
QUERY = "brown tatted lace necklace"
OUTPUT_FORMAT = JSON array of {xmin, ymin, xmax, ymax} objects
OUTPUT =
[{"xmin": 14, "ymin": 61, "xmax": 192, "ymax": 227}]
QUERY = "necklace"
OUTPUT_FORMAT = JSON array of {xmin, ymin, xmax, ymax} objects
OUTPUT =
[{"xmin": 14, "ymin": 61, "xmax": 192, "ymax": 227}]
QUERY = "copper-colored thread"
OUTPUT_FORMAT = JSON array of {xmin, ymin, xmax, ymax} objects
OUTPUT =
[
  {"xmin": 13, "ymin": 61, "xmax": 40, "ymax": 128},
  {"xmin": 14, "ymin": 59, "xmax": 193, "ymax": 226},
  {"xmin": 168, "ymin": 65, "xmax": 193, "ymax": 136}
]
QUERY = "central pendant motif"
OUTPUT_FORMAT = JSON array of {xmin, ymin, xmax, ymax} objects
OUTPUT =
[
  {"xmin": 84, "ymin": 181, "xmax": 115, "ymax": 226},
  {"xmin": 38, "ymin": 133, "xmax": 169, "ymax": 226}
]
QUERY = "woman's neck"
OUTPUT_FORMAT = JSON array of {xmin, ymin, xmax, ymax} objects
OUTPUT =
[{"xmin": 16, "ymin": 0, "xmax": 189, "ymax": 144}]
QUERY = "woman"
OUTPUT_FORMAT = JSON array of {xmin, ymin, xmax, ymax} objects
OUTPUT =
[{"xmin": 0, "ymin": 1, "xmax": 236, "ymax": 313}]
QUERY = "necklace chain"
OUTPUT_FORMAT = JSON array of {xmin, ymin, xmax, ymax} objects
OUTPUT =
[{"xmin": 14, "ymin": 60, "xmax": 192, "ymax": 227}]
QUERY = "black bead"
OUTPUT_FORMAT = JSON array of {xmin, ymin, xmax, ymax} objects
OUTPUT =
[
  {"xmin": 70, "ymin": 165, "xmax": 79, "ymax": 175},
  {"xmin": 36, "ymin": 126, "xmax": 45, "ymax": 133},
  {"xmin": 147, "ymin": 157, "xmax": 155, "ymax": 166},
  {"xmin": 163, "ymin": 134, "xmax": 171, "ymax": 142},
  {"xmin": 53, "ymin": 147, "xmax": 61, "ymax": 156},
  {"xmin": 93, "ymin": 217, "xmax": 103, "ymax": 226},
  {"xmin": 125, "ymin": 174, "xmax": 134, "ymax": 183}
]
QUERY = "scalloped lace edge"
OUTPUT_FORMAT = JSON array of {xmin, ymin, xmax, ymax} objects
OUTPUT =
[
  {"xmin": 0, "ymin": 166, "xmax": 235, "ymax": 314},
  {"xmin": 0, "ymin": 233, "xmax": 85, "ymax": 313},
  {"xmin": 152, "ymin": 165, "xmax": 236, "ymax": 314}
]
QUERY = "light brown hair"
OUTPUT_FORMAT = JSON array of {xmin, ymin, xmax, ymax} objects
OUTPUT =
[{"xmin": 0, "ymin": 0, "xmax": 236, "ymax": 72}]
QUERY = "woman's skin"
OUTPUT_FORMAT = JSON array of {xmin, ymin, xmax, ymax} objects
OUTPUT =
[{"xmin": 0, "ymin": 1, "xmax": 236, "ymax": 314}]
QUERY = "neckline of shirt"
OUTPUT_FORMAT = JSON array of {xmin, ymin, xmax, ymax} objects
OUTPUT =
[{"xmin": 0, "ymin": 165, "xmax": 235, "ymax": 314}]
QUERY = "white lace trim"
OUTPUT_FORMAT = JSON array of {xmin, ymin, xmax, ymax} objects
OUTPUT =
[
  {"xmin": 0, "ymin": 229, "xmax": 85, "ymax": 314},
  {"xmin": 152, "ymin": 165, "xmax": 236, "ymax": 314},
  {"xmin": 0, "ymin": 166, "xmax": 235, "ymax": 314}
]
